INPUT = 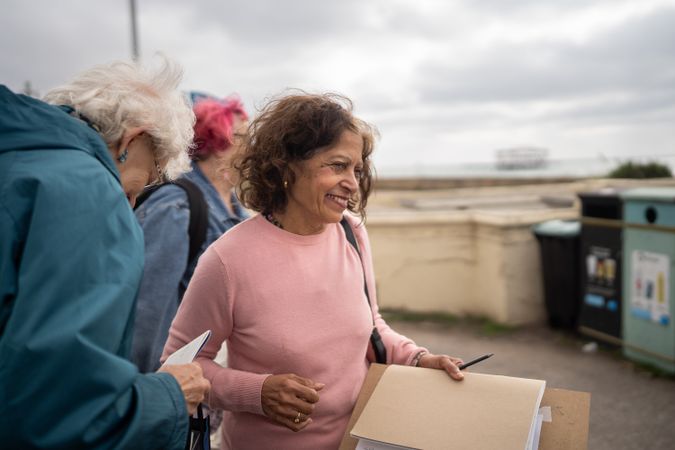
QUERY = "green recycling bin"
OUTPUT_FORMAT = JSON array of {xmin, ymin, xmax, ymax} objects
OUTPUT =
[{"xmin": 621, "ymin": 188, "xmax": 675, "ymax": 374}]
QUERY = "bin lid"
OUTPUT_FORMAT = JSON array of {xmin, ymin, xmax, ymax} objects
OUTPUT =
[
  {"xmin": 578, "ymin": 188, "xmax": 623, "ymax": 219},
  {"xmin": 578, "ymin": 187, "xmax": 623, "ymax": 201},
  {"xmin": 532, "ymin": 219, "xmax": 580, "ymax": 237},
  {"xmin": 621, "ymin": 187, "xmax": 675, "ymax": 203}
]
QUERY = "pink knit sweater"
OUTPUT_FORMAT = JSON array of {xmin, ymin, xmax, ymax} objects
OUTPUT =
[{"xmin": 162, "ymin": 214, "xmax": 425, "ymax": 449}]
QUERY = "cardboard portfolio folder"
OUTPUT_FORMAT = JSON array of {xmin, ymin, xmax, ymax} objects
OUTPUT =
[{"xmin": 339, "ymin": 364, "xmax": 590, "ymax": 450}]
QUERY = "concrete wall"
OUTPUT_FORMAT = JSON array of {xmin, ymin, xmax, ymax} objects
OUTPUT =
[
  {"xmin": 365, "ymin": 178, "xmax": 675, "ymax": 325},
  {"xmin": 367, "ymin": 210, "xmax": 577, "ymax": 325}
]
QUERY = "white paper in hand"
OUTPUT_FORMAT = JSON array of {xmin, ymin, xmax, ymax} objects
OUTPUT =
[{"xmin": 163, "ymin": 330, "xmax": 212, "ymax": 366}]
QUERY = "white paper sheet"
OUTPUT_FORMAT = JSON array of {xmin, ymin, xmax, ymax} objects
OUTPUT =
[
  {"xmin": 355, "ymin": 438, "xmax": 415, "ymax": 450},
  {"xmin": 163, "ymin": 330, "xmax": 211, "ymax": 366},
  {"xmin": 529, "ymin": 412, "xmax": 545, "ymax": 450}
]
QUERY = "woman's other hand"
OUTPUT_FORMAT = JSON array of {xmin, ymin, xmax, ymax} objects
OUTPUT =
[
  {"xmin": 418, "ymin": 354, "xmax": 465, "ymax": 381},
  {"xmin": 159, "ymin": 362, "xmax": 211, "ymax": 415},
  {"xmin": 261, "ymin": 374, "xmax": 325, "ymax": 432}
]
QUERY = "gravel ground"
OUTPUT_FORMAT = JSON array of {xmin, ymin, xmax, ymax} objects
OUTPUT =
[{"xmin": 387, "ymin": 319, "xmax": 675, "ymax": 450}]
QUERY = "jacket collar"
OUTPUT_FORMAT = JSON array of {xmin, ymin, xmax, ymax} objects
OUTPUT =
[{"xmin": 0, "ymin": 85, "xmax": 120, "ymax": 183}]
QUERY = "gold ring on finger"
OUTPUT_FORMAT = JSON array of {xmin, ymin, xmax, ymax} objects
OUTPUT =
[{"xmin": 294, "ymin": 411, "xmax": 302, "ymax": 424}]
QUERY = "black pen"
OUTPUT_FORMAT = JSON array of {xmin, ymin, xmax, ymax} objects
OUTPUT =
[{"xmin": 457, "ymin": 353, "xmax": 494, "ymax": 370}]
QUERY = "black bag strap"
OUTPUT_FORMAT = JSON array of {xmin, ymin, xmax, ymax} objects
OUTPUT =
[
  {"xmin": 340, "ymin": 217, "xmax": 387, "ymax": 364},
  {"xmin": 135, "ymin": 179, "xmax": 208, "ymax": 267},
  {"xmin": 340, "ymin": 218, "xmax": 372, "ymax": 308},
  {"xmin": 173, "ymin": 179, "xmax": 208, "ymax": 265}
]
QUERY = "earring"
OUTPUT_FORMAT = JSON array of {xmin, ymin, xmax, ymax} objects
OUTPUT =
[
  {"xmin": 117, "ymin": 148, "xmax": 128, "ymax": 163},
  {"xmin": 283, "ymin": 180, "xmax": 288, "ymax": 189}
]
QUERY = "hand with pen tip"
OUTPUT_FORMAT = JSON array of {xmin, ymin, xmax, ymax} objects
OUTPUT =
[
  {"xmin": 417, "ymin": 352, "xmax": 494, "ymax": 381},
  {"xmin": 458, "ymin": 353, "xmax": 494, "ymax": 370}
]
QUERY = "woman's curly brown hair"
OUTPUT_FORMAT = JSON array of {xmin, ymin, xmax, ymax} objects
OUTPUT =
[{"xmin": 235, "ymin": 92, "xmax": 377, "ymax": 219}]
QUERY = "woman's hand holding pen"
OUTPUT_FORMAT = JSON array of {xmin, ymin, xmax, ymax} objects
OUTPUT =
[
  {"xmin": 418, "ymin": 354, "xmax": 465, "ymax": 380},
  {"xmin": 262, "ymin": 373, "xmax": 325, "ymax": 432}
]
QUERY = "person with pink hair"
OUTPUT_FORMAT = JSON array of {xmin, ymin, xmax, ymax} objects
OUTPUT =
[{"xmin": 131, "ymin": 94, "xmax": 249, "ymax": 374}]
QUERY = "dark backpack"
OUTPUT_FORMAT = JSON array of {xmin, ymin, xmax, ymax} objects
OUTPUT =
[{"xmin": 134, "ymin": 179, "xmax": 208, "ymax": 271}]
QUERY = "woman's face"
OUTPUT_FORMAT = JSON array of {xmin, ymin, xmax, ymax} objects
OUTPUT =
[
  {"xmin": 116, "ymin": 132, "xmax": 163, "ymax": 207},
  {"xmin": 284, "ymin": 130, "xmax": 364, "ymax": 233}
]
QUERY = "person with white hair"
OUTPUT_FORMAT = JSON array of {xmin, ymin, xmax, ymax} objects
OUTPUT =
[
  {"xmin": 0, "ymin": 57, "xmax": 210, "ymax": 449},
  {"xmin": 131, "ymin": 94, "xmax": 250, "ymax": 375}
]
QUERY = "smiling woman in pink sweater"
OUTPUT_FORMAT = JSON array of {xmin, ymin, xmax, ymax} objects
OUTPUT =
[{"xmin": 162, "ymin": 93, "xmax": 465, "ymax": 449}]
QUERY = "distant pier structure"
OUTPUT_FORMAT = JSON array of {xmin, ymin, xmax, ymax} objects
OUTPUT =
[{"xmin": 495, "ymin": 146, "xmax": 549, "ymax": 170}]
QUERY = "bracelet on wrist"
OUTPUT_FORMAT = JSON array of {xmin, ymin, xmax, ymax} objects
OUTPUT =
[{"xmin": 411, "ymin": 350, "xmax": 428, "ymax": 367}]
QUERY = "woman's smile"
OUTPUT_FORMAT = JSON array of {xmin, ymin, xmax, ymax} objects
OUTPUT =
[{"xmin": 326, "ymin": 192, "xmax": 349, "ymax": 209}]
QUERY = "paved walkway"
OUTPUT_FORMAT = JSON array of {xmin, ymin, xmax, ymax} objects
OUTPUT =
[{"xmin": 388, "ymin": 319, "xmax": 675, "ymax": 450}]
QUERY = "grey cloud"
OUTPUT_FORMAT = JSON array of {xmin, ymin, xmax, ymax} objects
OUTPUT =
[
  {"xmin": 142, "ymin": 0, "xmax": 369, "ymax": 45},
  {"xmin": 415, "ymin": 6, "xmax": 675, "ymax": 110},
  {"xmin": 3, "ymin": 0, "xmax": 673, "ymax": 167},
  {"xmin": 538, "ymin": 90, "xmax": 675, "ymax": 127},
  {"xmin": 371, "ymin": 0, "xmax": 617, "ymax": 40},
  {"xmin": 469, "ymin": 0, "xmax": 617, "ymax": 14},
  {"xmin": 1, "ymin": 0, "xmax": 134, "ymax": 93}
]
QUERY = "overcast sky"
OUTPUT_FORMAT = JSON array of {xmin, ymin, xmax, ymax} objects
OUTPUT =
[{"xmin": 2, "ymin": 0, "xmax": 675, "ymax": 175}]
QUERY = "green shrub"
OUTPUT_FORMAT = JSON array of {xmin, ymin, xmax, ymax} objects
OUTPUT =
[{"xmin": 608, "ymin": 161, "xmax": 672, "ymax": 179}]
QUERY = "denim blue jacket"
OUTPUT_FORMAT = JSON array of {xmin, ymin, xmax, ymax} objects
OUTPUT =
[{"xmin": 131, "ymin": 161, "xmax": 247, "ymax": 373}]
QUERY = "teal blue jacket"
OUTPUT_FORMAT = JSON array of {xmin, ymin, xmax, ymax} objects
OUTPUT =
[{"xmin": 0, "ymin": 86, "xmax": 188, "ymax": 449}]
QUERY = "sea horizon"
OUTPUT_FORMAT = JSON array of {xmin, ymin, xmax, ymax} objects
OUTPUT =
[{"xmin": 374, "ymin": 154, "xmax": 675, "ymax": 179}]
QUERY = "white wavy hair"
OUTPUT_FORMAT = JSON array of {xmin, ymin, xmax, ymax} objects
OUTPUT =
[{"xmin": 43, "ymin": 55, "xmax": 193, "ymax": 179}]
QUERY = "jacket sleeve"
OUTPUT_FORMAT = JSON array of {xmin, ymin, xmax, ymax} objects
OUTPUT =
[
  {"xmin": 131, "ymin": 185, "xmax": 190, "ymax": 373},
  {"xmin": 0, "ymin": 152, "xmax": 188, "ymax": 450},
  {"xmin": 350, "ymin": 216, "xmax": 429, "ymax": 366}
]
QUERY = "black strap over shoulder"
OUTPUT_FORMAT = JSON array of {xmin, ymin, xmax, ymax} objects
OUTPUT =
[
  {"xmin": 340, "ymin": 218, "xmax": 371, "ymax": 306},
  {"xmin": 135, "ymin": 179, "xmax": 208, "ymax": 267},
  {"xmin": 340, "ymin": 217, "xmax": 387, "ymax": 364},
  {"xmin": 173, "ymin": 179, "xmax": 208, "ymax": 265}
]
